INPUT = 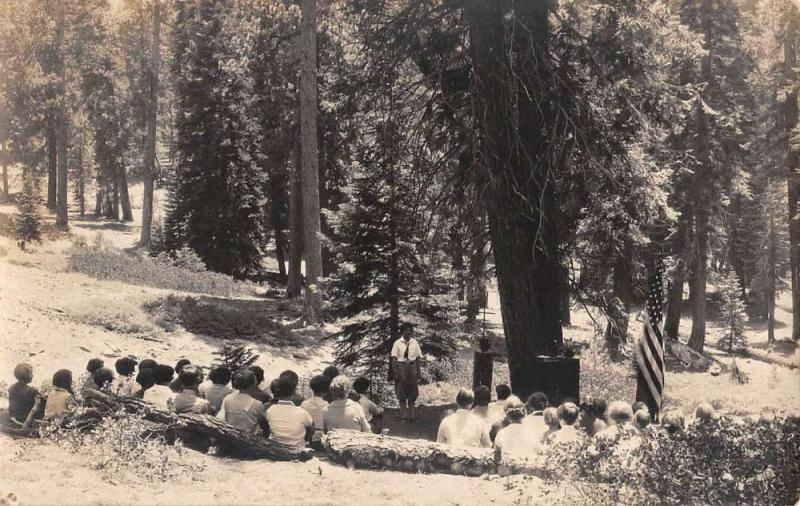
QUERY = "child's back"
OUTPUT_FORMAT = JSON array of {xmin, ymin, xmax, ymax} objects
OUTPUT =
[{"xmin": 8, "ymin": 364, "xmax": 39, "ymax": 424}]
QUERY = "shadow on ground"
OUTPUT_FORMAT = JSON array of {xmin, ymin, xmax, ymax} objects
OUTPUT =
[
  {"xmin": 382, "ymin": 404, "xmax": 456, "ymax": 441},
  {"xmin": 145, "ymin": 294, "xmax": 304, "ymax": 347},
  {"xmin": 751, "ymin": 339, "xmax": 798, "ymax": 357}
]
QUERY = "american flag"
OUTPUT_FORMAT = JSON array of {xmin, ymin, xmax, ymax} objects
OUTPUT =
[{"xmin": 635, "ymin": 257, "xmax": 666, "ymax": 420}]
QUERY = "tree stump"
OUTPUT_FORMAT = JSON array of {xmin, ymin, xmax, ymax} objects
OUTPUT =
[
  {"xmin": 473, "ymin": 350, "xmax": 494, "ymax": 390},
  {"xmin": 510, "ymin": 356, "xmax": 579, "ymax": 405}
]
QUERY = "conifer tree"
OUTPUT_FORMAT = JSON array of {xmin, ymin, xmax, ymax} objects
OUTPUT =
[
  {"xmin": 212, "ymin": 341, "xmax": 259, "ymax": 372},
  {"xmin": 16, "ymin": 171, "xmax": 42, "ymax": 250},
  {"xmin": 166, "ymin": 0, "xmax": 266, "ymax": 279},
  {"xmin": 716, "ymin": 269, "xmax": 749, "ymax": 354}
]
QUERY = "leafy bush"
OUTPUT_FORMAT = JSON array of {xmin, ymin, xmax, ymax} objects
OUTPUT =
[
  {"xmin": 44, "ymin": 408, "xmax": 206, "ymax": 483},
  {"xmin": 544, "ymin": 416, "xmax": 800, "ymax": 504},
  {"xmin": 68, "ymin": 244, "xmax": 250, "ymax": 297}
]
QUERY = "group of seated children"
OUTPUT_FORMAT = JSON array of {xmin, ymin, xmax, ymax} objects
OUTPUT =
[
  {"xmin": 436, "ymin": 384, "xmax": 707, "ymax": 462},
  {"xmin": 6, "ymin": 359, "xmax": 384, "ymax": 452}
]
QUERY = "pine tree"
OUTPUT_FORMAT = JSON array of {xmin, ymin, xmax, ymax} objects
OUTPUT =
[
  {"xmin": 212, "ymin": 341, "xmax": 259, "ymax": 372},
  {"xmin": 165, "ymin": 0, "xmax": 266, "ymax": 279},
  {"xmin": 16, "ymin": 171, "xmax": 42, "ymax": 250},
  {"xmin": 716, "ymin": 269, "xmax": 749, "ymax": 354}
]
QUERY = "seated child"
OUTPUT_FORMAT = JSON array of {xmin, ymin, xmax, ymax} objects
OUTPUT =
[
  {"xmin": 266, "ymin": 377, "xmax": 314, "ymax": 448},
  {"xmin": 542, "ymin": 407, "xmax": 561, "ymax": 441},
  {"xmin": 218, "ymin": 369, "xmax": 268, "ymax": 435},
  {"xmin": 244, "ymin": 366, "xmax": 272, "ymax": 403},
  {"xmin": 352, "ymin": 376, "xmax": 384, "ymax": 433},
  {"xmin": 8, "ymin": 363, "xmax": 41, "ymax": 426},
  {"xmin": 80, "ymin": 358, "xmax": 104, "ymax": 398},
  {"xmin": 323, "ymin": 376, "xmax": 371, "ymax": 434},
  {"xmin": 494, "ymin": 396, "xmax": 542, "ymax": 462},
  {"xmin": 169, "ymin": 359, "xmax": 192, "ymax": 393},
  {"xmin": 200, "ymin": 366, "xmax": 233, "ymax": 415},
  {"xmin": 301, "ymin": 375, "xmax": 330, "ymax": 444},
  {"xmin": 92, "ymin": 367, "xmax": 115, "ymax": 391},
  {"xmin": 44, "ymin": 369, "xmax": 76, "ymax": 420},
  {"xmin": 321, "ymin": 365, "xmax": 339, "ymax": 402},
  {"xmin": 279, "ymin": 369, "xmax": 305, "ymax": 405},
  {"xmin": 134, "ymin": 369, "xmax": 156, "ymax": 399},
  {"xmin": 143, "ymin": 364, "xmax": 177, "ymax": 410},
  {"xmin": 547, "ymin": 402, "xmax": 581, "ymax": 445},
  {"xmin": 172, "ymin": 365, "xmax": 211, "ymax": 414},
  {"xmin": 111, "ymin": 357, "xmax": 137, "ymax": 396}
]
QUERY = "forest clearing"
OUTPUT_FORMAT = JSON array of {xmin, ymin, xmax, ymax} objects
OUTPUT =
[{"xmin": 2, "ymin": 0, "xmax": 800, "ymax": 504}]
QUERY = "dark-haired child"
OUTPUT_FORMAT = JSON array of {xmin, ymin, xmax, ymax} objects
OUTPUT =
[
  {"xmin": 244, "ymin": 366, "xmax": 272, "ymax": 403},
  {"xmin": 7, "ymin": 363, "xmax": 41, "ymax": 426},
  {"xmin": 200, "ymin": 366, "xmax": 233, "ymax": 415},
  {"xmin": 80, "ymin": 358, "xmax": 104, "ymax": 398},
  {"xmin": 322, "ymin": 365, "xmax": 339, "ymax": 402},
  {"xmin": 134, "ymin": 369, "xmax": 156, "ymax": 399},
  {"xmin": 143, "ymin": 364, "xmax": 176, "ymax": 410},
  {"xmin": 266, "ymin": 377, "xmax": 313, "ymax": 448},
  {"xmin": 93, "ymin": 367, "xmax": 115, "ymax": 391},
  {"xmin": 300, "ymin": 375, "xmax": 329, "ymax": 444},
  {"xmin": 352, "ymin": 376, "xmax": 383, "ymax": 433},
  {"xmin": 217, "ymin": 369, "xmax": 268, "ymax": 435},
  {"xmin": 173, "ymin": 365, "xmax": 211, "ymax": 414},
  {"xmin": 112, "ymin": 357, "xmax": 138, "ymax": 397},
  {"xmin": 44, "ymin": 369, "xmax": 75, "ymax": 419},
  {"xmin": 169, "ymin": 359, "xmax": 192, "ymax": 393},
  {"xmin": 278, "ymin": 369, "xmax": 305, "ymax": 405}
]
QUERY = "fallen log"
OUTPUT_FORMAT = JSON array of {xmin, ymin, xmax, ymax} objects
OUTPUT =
[
  {"xmin": 83, "ymin": 389, "xmax": 312, "ymax": 461},
  {"xmin": 322, "ymin": 429, "xmax": 546, "ymax": 477}
]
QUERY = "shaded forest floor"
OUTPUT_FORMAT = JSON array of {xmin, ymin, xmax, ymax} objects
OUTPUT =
[{"xmin": 0, "ymin": 181, "xmax": 799, "ymax": 505}]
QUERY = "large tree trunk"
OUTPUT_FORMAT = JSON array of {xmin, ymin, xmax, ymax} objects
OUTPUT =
[
  {"xmin": 117, "ymin": 157, "xmax": 133, "ymax": 222},
  {"xmin": 299, "ymin": 0, "xmax": 323, "ymax": 324},
  {"xmin": 76, "ymin": 144, "xmax": 85, "ymax": 217},
  {"xmin": 140, "ymin": 0, "xmax": 161, "ymax": 246},
  {"xmin": 468, "ymin": 0, "xmax": 564, "ymax": 399},
  {"xmin": 784, "ymin": 28, "xmax": 800, "ymax": 341},
  {"xmin": 82, "ymin": 390, "xmax": 311, "ymax": 461},
  {"xmin": 767, "ymin": 199, "xmax": 777, "ymax": 344},
  {"xmin": 269, "ymin": 172, "xmax": 288, "ymax": 277},
  {"xmin": 323, "ymin": 429, "xmax": 544, "ymax": 477},
  {"xmin": 55, "ymin": 0, "xmax": 68, "ymax": 229},
  {"xmin": 688, "ymin": 205, "xmax": 709, "ymax": 352},
  {"xmin": 287, "ymin": 137, "xmax": 303, "ymax": 298},
  {"xmin": 47, "ymin": 122, "xmax": 57, "ymax": 209},
  {"xmin": 664, "ymin": 207, "xmax": 692, "ymax": 340}
]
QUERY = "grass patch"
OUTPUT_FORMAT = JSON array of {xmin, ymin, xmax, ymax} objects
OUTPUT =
[
  {"xmin": 67, "ymin": 247, "xmax": 251, "ymax": 297},
  {"xmin": 145, "ymin": 294, "xmax": 302, "ymax": 346}
]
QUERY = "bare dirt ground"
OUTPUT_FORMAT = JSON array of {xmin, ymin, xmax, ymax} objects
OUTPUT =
[{"xmin": 1, "ymin": 179, "xmax": 798, "ymax": 505}]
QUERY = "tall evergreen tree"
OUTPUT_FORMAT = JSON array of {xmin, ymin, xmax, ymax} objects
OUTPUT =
[{"xmin": 166, "ymin": 0, "xmax": 266, "ymax": 279}]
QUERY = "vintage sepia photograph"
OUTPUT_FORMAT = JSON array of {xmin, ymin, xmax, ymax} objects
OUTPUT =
[{"xmin": 1, "ymin": 0, "xmax": 799, "ymax": 504}]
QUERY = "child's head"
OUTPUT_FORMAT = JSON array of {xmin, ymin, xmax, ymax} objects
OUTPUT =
[
  {"xmin": 232, "ymin": 369, "xmax": 256, "ymax": 391},
  {"xmin": 455, "ymin": 388, "xmax": 475, "ymax": 409},
  {"xmin": 174, "ymin": 359, "xmax": 192, "ymax": 374},
  {"xmin": 557, "ymin": 402, "xmax": 580, "ymax": 426},
  {"xmin": 329, "ymin": 375, "xmax": 351, "ymax": 400},
  {"xmin": 52, "ymin": 369, "xmax": 73, "ymax": 391},
  {"xmin": 662, "ymin": 410, "xmax": 685, "ymax": 435},
  {"xmin": 322, "ymin": 365, "xmax": 339, "ymax": 380},
  {"xmin": 138, "ymin": 359, "xmax": 158, "ymax": 371},
  {"xmin": 347, "ymin": 389, "xmax": 360, "ymax": 402},
  {"xmin": 634, "ymin": 409, "xmax": 651, "ymax": 430},
  {"xmin": 13, "ymin": 363, "xmax": 33, "ymax": 384},
  {"xmin": 694, "ymin": 402, "xmax": 716, "ymax": 422},
  {"xmin": 279, "ymin": 369, "xmax": 299, "ymax": 387},
  {"xmin": 543, "ymin": 407, "xmax": 560, "ymax": 430},
  {"xmin": 473, "ymin": 385, "xmax": 491, "ymax": 407},
  {"xmin": 526, "ymin": 392, "xmax": 549, "ymax": 412},
  {"xmin": 179, "ymin": 365, "xmax": 202, "ymax": 389},
  {"xmin": 269, "ymin": 378, "xmax": 279, "ymax": 397},
  {"xmin": 632, "ymin": 401, "xmax": 648, "ymax": 414},
  {"xmin": 495, "ymin": 384, "xmax": 511, "ymax": 401},
  {"xmin": 352, "ymin": 376, "xmax": 370, "ymax": 395},
  {"xmin": 115, "ymin": 357, "xmax": 137, "ymax": 377},
  {"xmin": 250, "ymin": 366, "xmax": 265, "ymax": 385},
  {"xmin": 93, "ymin": 367, "xmax": 115, "ymax": 389},
  {"xmin": 85, "ymin": 358, "xmax": 104, "ymax": 375},
  {"xmin": 607, "ymin": 401, "xmax": 634, "ymax": 425},
  {"xmin": 503, "ymin": 395, "xmax": 526, "ymax": 423},
  {"xmin": 209, "ymin": 366, "xmax": 232, "ymax": 386},
  {"xmin": 136, "ymin": 369, "xmax": 155, "ymax": 392},
  {"xmin": 274, "ymin": 376, "xmax": 296, "ymax": 400},
  {"xmin": 309, "ymin": 374, "xmax": 331, "ymax": 397},
  {"xmin": 154, "ymin": 365, "xmax": 174, "ymax": 386}
]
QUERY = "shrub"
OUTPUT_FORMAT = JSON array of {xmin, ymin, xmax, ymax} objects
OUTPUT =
[
  {"xmin": 212, "ymin": 341, "xmax": 259, "ymax": 372},
  {"xmin": 544, "ymin": 416, "xmax": 800, "ymax": 504},
  {"xmin": 67, "ymin": 246, "xmax": 250, "ymax": 297},
  {"xmin": 15, "ymin": 172, "xmax": 41, "ymax": 250},
  {"xmin": 43, "ymin": 408, "xmax": 206, "ymax": 483},
  {"xmin": 716, "ymin": 270, "xmax": 748, "ymax": 354}
]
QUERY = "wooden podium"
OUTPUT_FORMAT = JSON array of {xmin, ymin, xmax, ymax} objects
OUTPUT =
[{"xmin": 472, "ymin": 350, "xmax": 494, "ymax": 390}]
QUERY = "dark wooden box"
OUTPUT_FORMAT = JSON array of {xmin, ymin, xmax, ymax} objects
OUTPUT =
[{"xmin": 510, "ymin": 356, "xmax": 580, "ymax": 405}]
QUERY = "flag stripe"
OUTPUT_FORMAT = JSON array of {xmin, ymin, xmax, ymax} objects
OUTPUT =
[
  {"xmin": 644, "ymin": 319, "xmax": 665, "ymax": 373},
  {"xmin": 635, "ymin": 344, "xmax": 662, "ymax": 406}
]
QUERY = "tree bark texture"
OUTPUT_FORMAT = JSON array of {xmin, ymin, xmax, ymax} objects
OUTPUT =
[
  {"xmin": 47, "ymin": 122, "xmax": 57, "ymax": 209},
  {"xmin": 299, "ymin": 0, "xmax": 323, "ymax": 324},
  {"xmin": 287, "ymin": 135, "xmax": 304, "ymax": 298},
  {"xmin": 140, "ymin": 0, "xmax": 161, "ymax": 246},
  {"xmin": 55, "ymin": 0, "xmax": 68, "ymax": 229},
  {"xmin": 688, "ymin": 205, "xmax": 709, "ymax": 352},
  {"xmin": 664, "ymin": 206, "xmax": 692, "ymax": 340},
  {"xmin": 83, "ymin": 390, "xmax": 312, "ymax": 461},
  {"xmin": 784, "ymin": 27, "xmax": 800, "ymax": 341},
  {"xmin": 117, "ymin": 157, "xmax": 133, "ymax": 222},
  {"xmin": 269, "ymin": 172, "xmax": 288, "ymax": 277},
  {"xmin": 322, "ymin": 429, "xmax": 546, "ymax": 478}
]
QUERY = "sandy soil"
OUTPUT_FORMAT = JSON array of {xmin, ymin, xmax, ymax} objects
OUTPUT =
[{"xmin": 1, "ymin": 178, "xmax": 798, "ymax": 505}]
